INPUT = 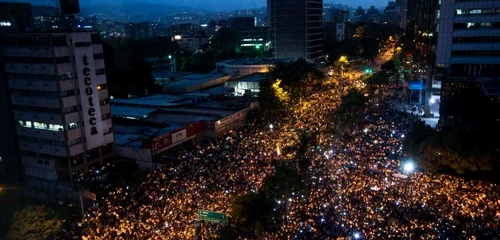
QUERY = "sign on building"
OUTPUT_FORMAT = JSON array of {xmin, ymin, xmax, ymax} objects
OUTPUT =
[{"xmin": 71, "ymin": 32, "xmax": 103, "ymax": 149}]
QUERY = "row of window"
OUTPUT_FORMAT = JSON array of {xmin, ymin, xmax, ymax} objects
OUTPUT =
[
  {"xmin": 4, "ymin": 56, "xmax": 71, "ymax": 64},
  {"xmin": 453, "ymin": 36, "xmax": 500, "ymax": 43},
  {"xmin": 18, "ymin": 120, "xmax": 79, "ymax": 131},
  {"xmin": 5, "ymin": 54, "xmax": 105, "ymax": 65},
  {"xmin": 19, "ymin": 135, "xmax": 66, "ymax": 146},
  {"xmin": 454, "ymin": 22, "xmax": 500, "ymax": 29},
  {"xmin": 456, "ymin": 8, "xmax": 500, "ymax": 15},
  {"xmin": 2, "ymin": 34, "xmax": 102, "ymax": 47},
  {"xmin": 11, "ymin": 89, "xmax": 77, "ymax": 98},
  {"xmin": 452, "ymin": 50, "xmax": 500, "ymax": 56}
]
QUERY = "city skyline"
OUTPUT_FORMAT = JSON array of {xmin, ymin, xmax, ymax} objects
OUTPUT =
[{"xmin": 4, "ymin": 0, "xmax": 391, "ymax": 11}]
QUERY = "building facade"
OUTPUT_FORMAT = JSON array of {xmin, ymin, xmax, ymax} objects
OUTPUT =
[
  {"xmin": 0, "ymin": 2, "xmax": 34, "ymax": 34},
  {"xmin": 1, "ymin": 32, "xmax": 114, "ymax": 194},
  {"xmin": 436, "ymin": 0, "xmax": 500, "ymax": 124},
  {"xmin": 268, "ymin": 0, "xmax": 323, "ymax": 61}
]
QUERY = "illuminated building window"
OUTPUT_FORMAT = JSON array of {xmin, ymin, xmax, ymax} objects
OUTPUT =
[{"xmin": 33, "ymin": 122, "xmax": 48, "ymax": 130}]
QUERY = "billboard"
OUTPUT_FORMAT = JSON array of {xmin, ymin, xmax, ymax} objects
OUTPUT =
[
  {"xmin": 144, "ymin": 122, "xmax": 203, "ymax": 154},
  {"xmin": 71, "ymin": 33, "xmax": 103, "ymax": 149},
  {"xmin": 409, "ymin": 81, "xmax": 425, "ymax": 90}
]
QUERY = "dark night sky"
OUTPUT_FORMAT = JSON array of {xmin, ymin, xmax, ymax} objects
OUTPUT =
[{"xmin": 4, "ymin": 0, "xmax": 390, "ymax": 11}]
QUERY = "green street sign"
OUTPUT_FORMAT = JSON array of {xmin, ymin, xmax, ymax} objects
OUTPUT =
[{"xmin": 198, "ymin": 210, "xmax": 227, "ymax": 224}]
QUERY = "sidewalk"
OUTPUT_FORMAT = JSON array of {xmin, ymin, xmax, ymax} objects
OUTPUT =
[{"xmin": 390, "ymin": 101, "xmax": 440, "ymax": 128}]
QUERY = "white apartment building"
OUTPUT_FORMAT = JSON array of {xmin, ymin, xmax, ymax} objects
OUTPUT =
[{"xmin": 1, "ymin": 32, "xmax": 114, "ymax": 194}]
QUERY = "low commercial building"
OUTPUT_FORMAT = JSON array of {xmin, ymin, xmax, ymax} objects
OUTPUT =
[
  {"xmin": 216, "ymin": 58, "xmax": 275, "ymax": 77},
  {"xmin": 164, "ymin": 74, "xmax": 230, "ymax": 94},
  {"xmin": 110, "ymin": 93, "xmax": 257, "ymax": 169},
  {"xmin": 225, "ymin": 73, "xmax": 266, "ymax": 97}
]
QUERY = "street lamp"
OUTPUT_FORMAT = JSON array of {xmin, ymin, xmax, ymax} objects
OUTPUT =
[
  {"xmin": 403, "ymin": 161, "xmax": 415, "ymax": 173},
  {"xmin": 269, "ymin": 124, "xmax": 273, "ymax": 130}
]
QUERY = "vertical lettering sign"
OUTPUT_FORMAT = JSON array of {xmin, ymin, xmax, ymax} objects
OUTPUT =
[{"xmin": 71, "ymin": 33, "xmax": 103, "ymax": 149}]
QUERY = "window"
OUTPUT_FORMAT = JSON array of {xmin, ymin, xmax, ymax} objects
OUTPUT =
[
  {"xmin": 19, "ymin": 120, "xmax": 32, "ymax": 128},
  {"xmin": 67, "ymin": 122, "xmax": 79, "ymax": 130},
  {"xmin": 48, "ymin": 124, "xmax": 64, "ymax": 131},
  {"xmin": 95, "ymin": 68, "xmax": 105, "ymax": 75},
  {"xmin": 33, "ymin": 122, "xmax": 48, "ymax": 129},
  {"xmin": 97, "ymin": 84, "xmax": 107, "ymax": 90}
]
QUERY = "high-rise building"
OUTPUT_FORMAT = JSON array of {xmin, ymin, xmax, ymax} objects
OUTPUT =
[
  {"xmin": 1, "ymin": 32, "xmax": 114, "ymax": 196},
  {"xmin": 125, "ymin": 21, "xmax": 150, "ymax": 39},
  {"xmin": 436, "ymin": 0, "xmax": 500, "ymax": 125},
  {"xmin": 268, "ymin": 0, "xmax": 323, "ymax": 61}
]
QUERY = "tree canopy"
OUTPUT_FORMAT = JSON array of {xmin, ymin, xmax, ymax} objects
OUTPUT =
[
  {"xmin": 8, "ymin": 205, "xmax": 63, "ymax": 240},
  {"xmin": 404, "ymin": 120, "xmax": 500, "ymax": 176},
  {"xmin": 230, "ymin": 191, "xmax": 276, "ymax": 237}
]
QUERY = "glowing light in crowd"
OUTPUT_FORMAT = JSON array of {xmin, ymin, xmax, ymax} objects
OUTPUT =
[{"xmin": 403, "ymin": 161, "xmax": 415, "ymax": 173}]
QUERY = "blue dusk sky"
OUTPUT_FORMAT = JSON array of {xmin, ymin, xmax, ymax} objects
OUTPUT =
[{"xmin": 4, "ymin": 0, "xmax": 390, "ymax": 11}]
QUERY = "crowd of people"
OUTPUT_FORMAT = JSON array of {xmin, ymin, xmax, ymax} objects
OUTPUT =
[{"xmin": 67, "ymin": 72, "xmax": 500, "ymax": 239}]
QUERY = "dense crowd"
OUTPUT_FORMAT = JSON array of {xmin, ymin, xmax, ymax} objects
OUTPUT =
[{"xmin": 68, "ymin": 75, "xmax": 500, "ymax": 239}]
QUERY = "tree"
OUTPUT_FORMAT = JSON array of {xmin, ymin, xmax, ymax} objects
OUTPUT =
[
  {"xmin": 230, "ymin": 192, "xmax": 276, "ymax": 238},
  {"xmin": 333, "ymin": 89, "xmax": 368, "ymax": 121},
  {"xmin": 8, "ymin": 205, "xmax": 63, "ymax": 240},
  {"xmin": 365, "ymin": 70, "xmax": 390, "ymax": 97},
  {"xmin": 261, "ymin": 161, "xmax": 304, "ymax": 197},
  {"xmin": 361, "ymin": 37, "xmax": 380, "ymax": 61},
  {"xmin": 403, "ymin": 120, "xmax": 437, "ymax": 157}
]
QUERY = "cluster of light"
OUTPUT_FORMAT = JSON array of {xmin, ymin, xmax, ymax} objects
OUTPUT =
[{"xmin": 403, "ymin": 162, "xmax": 415, "ymax": 173}]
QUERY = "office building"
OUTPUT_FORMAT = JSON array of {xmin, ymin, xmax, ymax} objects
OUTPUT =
[
  {"xmin": 125, "ymin": 21, "xmax": 150, "ymax": 39},
  {"xmin": 436, "ymin": 0, "xmax": 500, "ymax": 125},
  {"xmin": 0, "ymin": 2, "xmax": 34, "ymax": 34},
  {"xmin": 268, "ymin": 0, "xmax": 324, "ymax": 61},
  {"xmin": 1, "ymin": 32, "xmax": 114, "ymax": 196}
]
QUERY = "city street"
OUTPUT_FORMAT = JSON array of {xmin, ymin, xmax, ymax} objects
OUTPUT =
[{"xmin": 70, "ymin": 56, "xmax": 500, "ymax": 240}]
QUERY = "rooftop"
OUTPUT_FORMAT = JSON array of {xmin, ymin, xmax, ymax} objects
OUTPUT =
[
  {"xmin": 228, "ymin": 72, "xmax": 266, "ymax": 83},
  {"xmin": 110, "ymin": 94, "xmax": 192, "ymax": 108},
  {"xmin": 217, "ymin": 58, "xmax": 277, "ymax": 66}
]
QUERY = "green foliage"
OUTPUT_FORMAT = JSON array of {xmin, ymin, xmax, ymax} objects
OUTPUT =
[
  {"xmin": 180, "ymin": 51, "xmax": 217, "ymax": 73},
  {"xmin": 261, "ymin": 161, "xmax": 305, "ymax": 197},
  {"xmin": 404, "ymin": 120, "xmax": 500, "ymax": 175},
  {"xmin": 360, "ymin": 37, "xmax": 380, "ymax": 61},
  {"xmin": 403, "ymin": 120, "xmax": 437, "ymax": 157},
  {"xmin": 268, "ymin": 59, "xmax": 324, "ymax": 103},
  {"xmin": 334, "ymin": 89, "xmax": 368, "ymax": 121},
  {"xmin": 230, "ymin": 191, "xmax": 276, "ymax": 237},
  {"xmin": 296, "ymin": 131, "xmax": 318, "ymax": 176},
  {"xmin": 8, "ymin": 205, "xmax": 63, "ymax": 240}
]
